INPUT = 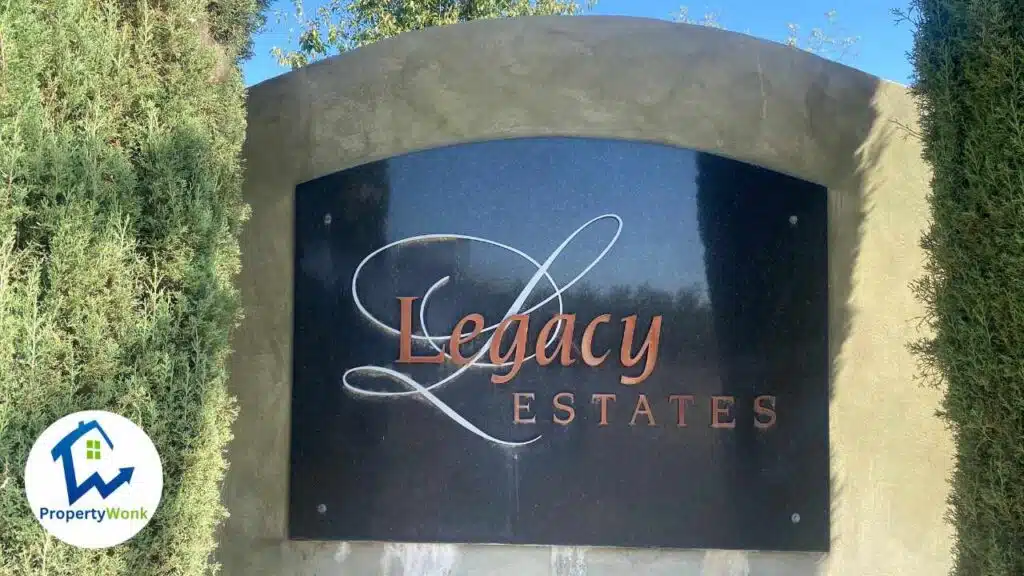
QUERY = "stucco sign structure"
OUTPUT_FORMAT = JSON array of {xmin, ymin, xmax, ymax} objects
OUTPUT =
[{"xmin": 222, "ymin": 15, "xmax": 953, "ymax": 576}]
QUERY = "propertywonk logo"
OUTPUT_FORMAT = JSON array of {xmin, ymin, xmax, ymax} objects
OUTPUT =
[{"xmin": 24, "ymin": 410, "xmax": 163, "ymax": 549}]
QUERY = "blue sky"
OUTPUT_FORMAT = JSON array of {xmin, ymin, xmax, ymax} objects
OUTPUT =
[{"xmin": 244, "ymin": 0, "xmax": 915, "ymax": 87}]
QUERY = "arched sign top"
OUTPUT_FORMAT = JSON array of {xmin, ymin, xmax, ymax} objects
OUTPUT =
[{"xmin": 247, "ymin": 15, "xmax": 888, "ymax": 190}]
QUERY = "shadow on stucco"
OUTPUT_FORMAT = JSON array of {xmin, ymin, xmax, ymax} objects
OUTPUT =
[{"xmin": 822, "ymin": 79, "xmax": 892, "ymax": 567}]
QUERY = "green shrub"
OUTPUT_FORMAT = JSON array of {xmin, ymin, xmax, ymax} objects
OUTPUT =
[
  {"xmin": 0, "ymin": 0, "xmax": 264, "ymax": 573},
  {"xmin": 909, "ymin": 0, "xmax": 1024, "ymax": 574}
]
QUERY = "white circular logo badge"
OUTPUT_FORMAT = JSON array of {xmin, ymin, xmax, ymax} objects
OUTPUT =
[{"xmin": 24, "ymin": 410, "xmax": 163, "ymax": 549}]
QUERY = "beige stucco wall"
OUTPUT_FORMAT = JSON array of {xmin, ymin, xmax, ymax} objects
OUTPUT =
[{"xmin": 220, "ymin": 15, "xmax": 952, "ymax": 576}]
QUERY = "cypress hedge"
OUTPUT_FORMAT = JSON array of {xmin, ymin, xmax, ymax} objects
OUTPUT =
[
  {"xmin": 909, "ymin": 0, "xmax": 1024, "ymax": 574},
  {"xmin": 0, "ymin": 0, "xmax": 264, "ymax": 573}
]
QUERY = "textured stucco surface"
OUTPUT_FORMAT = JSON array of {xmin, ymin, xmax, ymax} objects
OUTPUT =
[{"xmin": 220, "ymin": 15, "xmax": 953, "ymax": 575}]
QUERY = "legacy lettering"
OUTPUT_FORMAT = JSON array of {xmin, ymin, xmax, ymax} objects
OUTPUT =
[{"xmin": 397, "ymin": 298, "xmax": 663, "ymax": 386}]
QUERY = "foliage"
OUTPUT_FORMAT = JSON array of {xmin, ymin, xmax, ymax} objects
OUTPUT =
[
  {"xmin": 271, "ymin": 0, "xmax": 594, "ymax": 68},
  {"xmin": 272, "ymin": 0, "xmax": 860, "ymax": 69},
  {"xmin": 904, "ymin": 0, "xmax": 1024, "ymax": 574},
  {"xmin": 0, "ymin": 0, "xmax": 263, "ymax": 574},
  {"xmin": 672, "ymin": 5, "xmax": 723, "ymax": 29},
  {"xmin": 674, "ymin": 6, "xmax": 860, "ymax": 63}
]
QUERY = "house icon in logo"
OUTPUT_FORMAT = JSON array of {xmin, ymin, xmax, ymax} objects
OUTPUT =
[{"xmin": 50, "ymin": 420, "xmax": 134, "ymax": 506}]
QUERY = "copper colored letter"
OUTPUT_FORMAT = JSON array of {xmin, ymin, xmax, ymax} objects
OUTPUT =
[
  {"xmin": 754, "ymin": 395, "xmax": 777, "ymax": 430},
  {"xmin": 592, "ymin": 393, "xmax": 616, "ymax": 426},
  {"xmin": 450, "ymin": 313, "xmax": 485, "ymax": 365},
  {"xmin": 669, "ymin": 394, "xmax": 696, "ymax": 427},
  {"xmin": 629, "ymin": 394, "xmax": 658, "ymax": 427},
  {"xmin": 397, "ymin": 297, "xmax": 444, "ymax": 364},
  {"xmin": 711, "ymin": 396, "xmax": 736, "ymax": 429},
  {"xmin": 537, "ymin": 314, "xmax": 577, "ymax": 367},
  {"xmin": 619, "ymin": 315, "xmax": 663, "ymax": 385},
  {"xmin": 553, "ymin": 392, "xmax": 576, "ymax": 426},
  {"xmin": 514, "ymin": 392, "xmax": 536, "ymax": 424},
  {"xmin": 489, "ymin": 315, "xmax": 530, "ymax": 384},
  {"xmin": 581, "ymin": 314, "xmax": 611, "ymax": 366}
]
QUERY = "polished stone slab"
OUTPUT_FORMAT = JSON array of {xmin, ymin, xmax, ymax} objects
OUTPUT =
[{"xmin": 289, "ymin": 137, "xmax": 829, "ymax": 551}]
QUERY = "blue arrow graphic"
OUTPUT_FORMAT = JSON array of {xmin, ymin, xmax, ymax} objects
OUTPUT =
[{"xmin": 63, "ymin": 465, "xmax": 134, "ymax": 505}]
